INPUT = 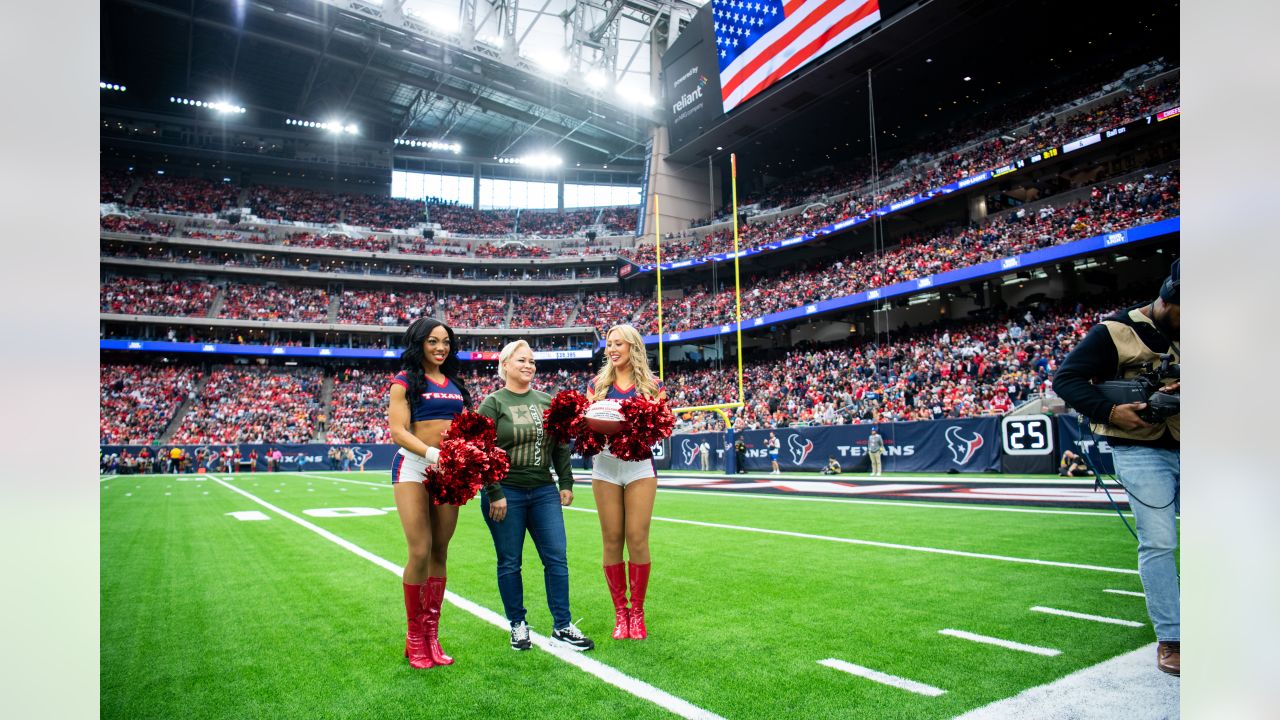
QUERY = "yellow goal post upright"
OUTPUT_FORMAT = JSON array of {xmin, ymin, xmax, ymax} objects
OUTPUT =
[{"xmin": 653, "ymin": 153, "xmax": 747, "ymax": 472}]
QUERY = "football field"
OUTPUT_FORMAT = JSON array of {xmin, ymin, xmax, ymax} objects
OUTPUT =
[{"xmin": 101, "ymin": 471, "xmax": 1176, "ymax": 719}]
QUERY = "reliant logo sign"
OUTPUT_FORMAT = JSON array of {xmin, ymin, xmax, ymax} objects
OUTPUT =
[{"xmin": 673, "ymin": 85, "xmax": 704, "ymax": 114}]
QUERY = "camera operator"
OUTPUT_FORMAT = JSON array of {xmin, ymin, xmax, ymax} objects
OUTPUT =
[{"xmin": 1054, "ymin": 259, "xmax": 1180, "ymax": 676}]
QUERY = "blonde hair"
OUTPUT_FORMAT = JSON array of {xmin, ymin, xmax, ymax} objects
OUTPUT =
[
  {"xmin": 592, "ymin": 324, "xmax": 661, "ymax": 401},
  {"xmin": 497, "ymin": 339, "xmax": 533, "ymax": 383}
]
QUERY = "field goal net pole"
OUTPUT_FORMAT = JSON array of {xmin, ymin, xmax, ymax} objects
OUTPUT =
[{"xmin": 654, "ymin": 152, "xmax": 748, "ymax": 473}]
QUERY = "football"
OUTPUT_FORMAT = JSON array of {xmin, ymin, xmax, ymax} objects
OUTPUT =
[{"xmin": 584, "ymin": 400, "xmax": 626, "ymax": 436}]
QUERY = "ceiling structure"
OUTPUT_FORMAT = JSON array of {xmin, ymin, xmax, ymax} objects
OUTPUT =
[{"xmin": 100, "ymin": 0, "xmax": 704, "ymax": 165}]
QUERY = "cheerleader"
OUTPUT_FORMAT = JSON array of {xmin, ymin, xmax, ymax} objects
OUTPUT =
[
  {"xmin": 387, "ymin": 317, "xmax": 470, "ymax": 669},
  {"xmin": 589, "ymin": 324, "xmax": 667, "ymax": 640}
]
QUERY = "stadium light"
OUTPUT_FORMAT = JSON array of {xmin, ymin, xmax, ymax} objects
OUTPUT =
[
  {"xmin": 585, "ymin": 69, "xmax": 608, "ymax": 89},
  {"xmin": 394, "ymin": 137, "xmax": 462, "ymax": 154},
  {"xmin": 100, "ymin": 82, "xmax": 127, "ymax": 92},
  {"xmin": 286, "ymin": 117, "xmax": 359, "ymax": 134},
  {"xmin": 171, "ymin": 96, "xmax": 246, "ymax": 113},
  {"xmin": 537, "ymin": 53, "xmax": 570, "ymax": 76}
]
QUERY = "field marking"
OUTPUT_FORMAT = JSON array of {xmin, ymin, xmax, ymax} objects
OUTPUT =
[
  {"xmin": 1103, "ymin": 589, "xmax": 1146, "ymax": 598},
  {"xmin": 655, "ymin": 488, "xmax": 1137, "ymax": 519},
  {"xmin": 1029, "ymin": 606, "xmax": 1145, "ymax": 627},
  {"xmin": 937, "ymin": 629, "xmax": 1061, "ymax": 656},
  {"xmin": 207, "ymin": 476, "xmax": 725, "ymax": 720},
  {"xmin": 817, "ymin": 658, "xmax": 946, "ymax": 697},
  {"xmin": 562, "ymin": 507, "xmax": 1138, "ymax": 575},
  {"xmin": 291, "ymin": 472, "xmax": 386, "ymax": 488}
]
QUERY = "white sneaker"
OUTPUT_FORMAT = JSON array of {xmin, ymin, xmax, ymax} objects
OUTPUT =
[
  {"xmin": 551, "ymin": 621, "xmax": 595, "ymax": 651},
  {"xmin": 510, "ymin": 621, "xmax": 531, "ymax": 651}
]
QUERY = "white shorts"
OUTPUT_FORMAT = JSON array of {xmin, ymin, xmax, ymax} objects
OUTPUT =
[
  {"xmin": 591, "ymin": 450, "xmax": 656, "ymax": 487},
  {"xmin": 391, "ymin": 447, "xmax": 431, "ymax": 484}
]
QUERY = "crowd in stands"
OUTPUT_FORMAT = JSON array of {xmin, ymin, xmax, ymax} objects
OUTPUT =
[
  {"xmin": 629, "ymin": 169, "xmax": 1179, "ymax": 333},
  {"xmin": 101, "ymin": 215, "xmax": 174, "ymax": 236},
  {"xmin": 101, "ymin": 170, "xmax": 133, "ymax": 204},
  {"xmin": 444, "ymin": 295, "xmax": 508, "ymax": 328},
  {"xmin": 626, "ymin": 76, "xmax": 1179, "ymax": 265},
  {"xmin": 325, "ymin": 367, "xmax": 389, "ymax": 444},
  {"xmin": 248, "ymin": 186, "xmax": 424, "ymax": 229},
  {"xmin": 518, "ymin": 209, "xmax": 597, "ymax": 236},
  {"xmin": 508, "ymin": 294, "xmax": 579, "ymax": 328},
  {"xmin": 474, "ymin": 242, "xmax": 551, "ymax": 258},
  {"xmin": 282, "ymin": 232, "xmax": 391, "ymax": 252},
  {"xmin": 598, "ymin": 206, "xmax": 638, "ymax": 234},
  {"xmin": 218, "ymin": 283, "xmax": 330, "ymax": 322},
  {"xmin": 182, "ymin": 228, "xmax": 270, "ymax": 244},
  {"xmin": 427, "ymin": 201, "xmax": 515, "ymax": 236},
  {"xmin": 397, "ymin": 237, "xmax": 469, "ymax": 256},
  {"xmin": 101, "ymin": 277, "xmax": 217, "ymax": 317},
  {"xmin": 169, "ymin": 366, "xmax": 323, "ymax": 444},
  {"xmin": 338, "ymin": 289, "xmax": 436, "ymax": 325},
  {"xmin": 666, "ymin": 295, "xmax": 1136, "ymax": 430},
  {"xmin": 100, "ymin": 364, "xmax": 202, "ymax": 444},
  {"xmin": 131, "ymin": 176, "xmax": 240, "ymax": 215}
]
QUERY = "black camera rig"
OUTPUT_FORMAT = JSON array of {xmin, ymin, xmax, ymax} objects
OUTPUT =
[{"xmin": 1097, "ymin": 354, "xmax": 1179, "ymax": 423}]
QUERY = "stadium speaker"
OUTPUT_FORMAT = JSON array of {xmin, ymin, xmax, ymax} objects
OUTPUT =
[
  {"xmin": 425, "ymin": 229, "xmax": 435, "ymax": 240},
  {"xmin": 587, "ymin": 231, "xmax": 597, "ymax": 241}
]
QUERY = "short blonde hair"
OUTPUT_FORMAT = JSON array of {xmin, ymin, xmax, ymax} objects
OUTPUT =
[{"xmin": 497, "ymin": 339, "xmax": 533, "ymax": 382}]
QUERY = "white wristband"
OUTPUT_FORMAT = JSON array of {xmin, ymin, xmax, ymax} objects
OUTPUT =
[{"xmin": 421, "ymin": 446, "xmax": 440, "ymax": 465}]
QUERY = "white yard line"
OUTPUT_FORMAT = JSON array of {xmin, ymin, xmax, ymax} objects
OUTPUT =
[
  {"xmin": 938, "ymin": 629, "xmax": 1062, "ymax": 656},
  {"xmin": 562, "ymin": 507, "xmax": 1138, "ymax": 575},
  {"xmin": 207, "ymin": 476, "xmax": 724, "ymax": 720},
  {"xmin": 289, "ymin": 472, "xmax": 387, "ymax": 488},
  {"xmin": 817, "ymin": 658, "xmax": 946, "ymax": 697},
  {"xmin": 1029, "ymin": 606, "xmax": 1145, "ymax": 627},
  {"xmin": 1103, "ymin": 589, "xmax": 1146, "ymax": 598},
  {"xmin": 653, "ymin": 488, "xmax": 1136, "ymax": 519}
]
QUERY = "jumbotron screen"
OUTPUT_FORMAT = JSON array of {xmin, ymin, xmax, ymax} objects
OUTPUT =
[{"xmin": 664, "ymin": 0, "xmax": 881, "ymax": 147}]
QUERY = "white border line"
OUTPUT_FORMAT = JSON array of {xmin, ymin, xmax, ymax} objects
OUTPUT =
[
  {"xmin": 938, "ymin": 629, "xmax": 1062, "ymax": 656},
  {"xmin": 655, "ymin": 488, "xmax": 1137, "ymax": 519},
  {"xmin": 1103, "ymin": 589, "xmax": 1146, "ymax": 598},
  {"xmin": 206, "ymin": 476, "xmax": 724, "ymax": 720},
  {"xmin": 1029, "ymin": 606, "xmax": 1145, "ymax": 627},
  {"xmin": 290, "ymin": 472, "xmax": 387, "ymax": 488},
  {"xmin": 818, "ymin": 658, "xmax": 946, "ymax": 697},
  {"xmin": 563, "ymin": 507, "xmax": 1138, "ymax": 575}
]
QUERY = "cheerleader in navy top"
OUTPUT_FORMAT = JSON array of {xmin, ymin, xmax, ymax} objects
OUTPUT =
[
  {"xmin": 386, "ymin": 318, "xmax": 472, "ymax": 670},
  {"xmin": 589, "ymin": 324, "xmax": 669, "ymax": 641}
]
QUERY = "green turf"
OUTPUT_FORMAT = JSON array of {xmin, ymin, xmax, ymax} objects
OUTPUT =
[{"xmin": 102, "ymin": 471, "xmax": 1165, "ymax": 719}]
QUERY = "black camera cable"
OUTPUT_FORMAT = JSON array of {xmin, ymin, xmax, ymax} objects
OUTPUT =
[{"xmin": 1074, "ymin": 415, "xmax": 1178, "ymax": 542}]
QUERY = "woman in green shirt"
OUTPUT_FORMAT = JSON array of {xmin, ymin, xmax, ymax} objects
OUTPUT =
[{"xmin": 478, "ymin": 340, "xmax": 594, "ymax": 653}]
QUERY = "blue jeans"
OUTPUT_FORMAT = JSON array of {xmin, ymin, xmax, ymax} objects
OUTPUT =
[
  {"xmin": 1111, "ymin": 444, "xmax": 1180, "ymax": 641},
  {"xmin": 480, "ymin": 484, "xmax": 572, "ymax": 629}
]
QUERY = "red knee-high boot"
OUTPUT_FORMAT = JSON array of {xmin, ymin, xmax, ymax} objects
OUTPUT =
[
  {"xmin": 603, "ymin": 563, "xmax": 630, "ymax": 640},
  {"xmin": 423, "ymin": 577, "xmax": 454, "ymax": 666},
  {"xmin": 403, "ymin": 583, "xmax": 435, "ymax": 669},
  {"xmin": 627, "ymin": 562, "xmax": 651, "ymax": 640}
]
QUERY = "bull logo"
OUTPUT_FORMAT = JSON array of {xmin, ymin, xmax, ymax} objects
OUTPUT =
[
  {"xmin": 680, "ymin": 439, "xmax": 700, "ymax": 466},
  {"xmin": 945, "ymin": 426, "xmax": 985, "ymax": 465},
  {"xmin": 786, "ymin": 435, "xmax": 814, "ymax": 465},
  {"xmin": 352, "ymin": 447, "xmax": 374, "ymax": 469}
]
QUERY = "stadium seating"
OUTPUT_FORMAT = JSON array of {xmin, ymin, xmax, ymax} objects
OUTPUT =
[
  {"xmin": 99, "ymin": 364, "xmax": 203, "ymax": 444},
  {"xmin": 218, "ymin": 283, "xmax": 330, "ymax": 322},
  {"xmin": 168, "ymin": 366, "xmax": 323, "ymax": 444},
  {"xmin": 100, "ymin": 277, "xmax": 217, "ymax": 317}
]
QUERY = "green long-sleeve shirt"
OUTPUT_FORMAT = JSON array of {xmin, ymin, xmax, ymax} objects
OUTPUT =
[{"xmin": 477, "ymin": 387, "xmax": 574, "ymax": 501}]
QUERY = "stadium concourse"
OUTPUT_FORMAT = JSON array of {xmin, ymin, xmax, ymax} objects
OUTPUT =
[{"xmin": 99, "ymin": 0, "xmax": 1180, "ymax": 717}]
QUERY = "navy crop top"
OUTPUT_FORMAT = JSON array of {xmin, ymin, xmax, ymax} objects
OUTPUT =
[{"xmin": 391, "ymin": 372, "xmax": 465, "ymax": 422}]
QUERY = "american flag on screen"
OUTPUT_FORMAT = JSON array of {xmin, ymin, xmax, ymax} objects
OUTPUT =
[{"xmin": 713, "ymin": 0, "xmax": 881, "ymax": 112}]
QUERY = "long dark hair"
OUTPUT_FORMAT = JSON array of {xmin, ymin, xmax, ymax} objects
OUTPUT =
[{"xmin": 400, "ymin": 317, "xmax": 471, "ymax": 409}]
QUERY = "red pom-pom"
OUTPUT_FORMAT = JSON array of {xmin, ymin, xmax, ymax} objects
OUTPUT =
[
  {"xmin": 426, "ymin": 438, "xmax": 510, "ymax": 506},
  {"xmin": 544, "ymin": 390, "xmax": 607, "ymax": 457},
  {"xmin": 545, "ymin": 390, "xmax": 589, "ymax": 444},
  {"xmin": 446, "ymin": 409, "xmax": 497, "ymax": 449},
  {"xmin": 609, "ymin": 396, "xmax": 676, "ymax": 462}
]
